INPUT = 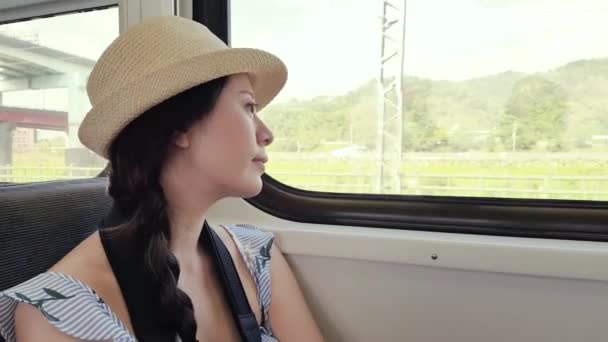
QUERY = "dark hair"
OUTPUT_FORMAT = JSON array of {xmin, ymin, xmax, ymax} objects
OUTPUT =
[{"xmin": 106, "ymin": 76, "xmax": 228, "ymax": 341}]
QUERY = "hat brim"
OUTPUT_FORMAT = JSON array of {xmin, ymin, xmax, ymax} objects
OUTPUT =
[{"xmin": 78, "ymin": 47, "xmax": 287, "ymax": 159}]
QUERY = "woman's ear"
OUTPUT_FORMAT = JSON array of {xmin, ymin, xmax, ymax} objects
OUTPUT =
[{"xmin": 173, "ymin": 131, "xmax": 190, "ymax": 149}]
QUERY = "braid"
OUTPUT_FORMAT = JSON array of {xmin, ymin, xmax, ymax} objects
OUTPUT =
[
  {"xmin": 140, "ymin": 187, "xmax": 198, "ymax": 341},
  {"xmin": 109, "ymin": 181, "xmax": 199, "ymax": 341},
  {"xmin": 105, "ymin": 76, "xmax": 228, "ymax": 341}
]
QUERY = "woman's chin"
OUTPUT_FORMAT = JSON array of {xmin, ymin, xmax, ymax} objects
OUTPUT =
[{"xmin": 237, "ymin": 178, "xmax": 264, "ymax": 199}]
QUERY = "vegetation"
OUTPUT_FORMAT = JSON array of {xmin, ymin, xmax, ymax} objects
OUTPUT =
[
  {"xmin": 4, "ymin": 57, "xmax": 607, "ymax": 200},
  {"xmin": 262, "ymin": 58, "xmax": 608, "ymax": 153}
]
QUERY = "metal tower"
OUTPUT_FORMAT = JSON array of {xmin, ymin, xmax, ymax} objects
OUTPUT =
[{"xmin": 375, "ymin": 0, "xmax": 406, "ymax": 194}]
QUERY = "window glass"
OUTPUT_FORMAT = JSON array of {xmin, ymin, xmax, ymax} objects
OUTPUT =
[
  {"xmin": 231, "ymin": 0, "xmax": 608, "ymax": 200},
  {"xmin": 0, "ymin": 7, "xmax": 118, "ymax": 183}
]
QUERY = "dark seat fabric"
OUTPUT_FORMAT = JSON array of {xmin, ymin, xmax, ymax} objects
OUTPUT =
[{"xmin": 0, "ymin": 178, "xmax": 111, "ymax": 293}]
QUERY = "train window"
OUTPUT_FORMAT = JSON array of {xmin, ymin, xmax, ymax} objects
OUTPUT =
[
  {"xmin": 231, "ymin": 0, "xmax": 608, "ymax": 201},
  {"xmin": 0, "ymin": 6, "xmax": 118, "ymax": 184}
]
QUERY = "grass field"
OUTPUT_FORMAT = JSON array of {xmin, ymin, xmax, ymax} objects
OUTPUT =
[
  {"xmin": 266, "ymin": 152, "xmax": 608, "ymax": 200},
  {"xmin": 4, "ymin": 150, "xmax": 100, "ymax": 182},
  {"xmin": 3, "ymin": 150, "xmax": 607, "ymax": 201}
]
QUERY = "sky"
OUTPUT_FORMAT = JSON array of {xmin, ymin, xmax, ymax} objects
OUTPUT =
[
  {"xmin": 0, "ymin": 0, "xmax": 607, "ymax": 117},
  {"xmin": 230, "ymin": 0, "xmax": 608, "ymax": 99}
]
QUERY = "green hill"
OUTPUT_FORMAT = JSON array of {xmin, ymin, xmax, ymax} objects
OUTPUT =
[{"xmin": 262, "ymin": 58, "xmax": 608, "ymax": 152}]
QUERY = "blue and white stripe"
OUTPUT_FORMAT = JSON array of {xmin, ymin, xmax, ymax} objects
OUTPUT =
[
  {"xmin": 0, "ymin": 272, "xmax": 134, "ymax": 341},
  {"xmin": 224, "ymin": 224, "xmax": 278, "ymax": 342},
  {"xmin": 0, "ymin": 224, "xmax": 279, "ymax": 342}
]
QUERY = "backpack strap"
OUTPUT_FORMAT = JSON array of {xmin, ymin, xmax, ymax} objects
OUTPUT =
[{"xmin": 202, "ymin": 221, "xmax": 261, "ymax": 342}]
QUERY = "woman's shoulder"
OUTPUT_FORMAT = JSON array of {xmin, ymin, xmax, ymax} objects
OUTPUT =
[
  {"xmin": 0, "ymin": 272, "xmax": 133, "ymax": 341},
  {"xmin": 48, "ymin": 231, "xmax": 108, "ymax": 275},
  {"xmin": 215, "ymin": 223, "xmax": 275, "ymax": 274},
  {"xmin": 53, "ymin": 231, "xmax": 132, "ymax": 322},
  {"xmin": 0, "ymin": 231, "xmax": 134, "ymax": 341},
  {"xmin": 220, "ymin": 223, "xmax": 275, "ymax": 249}
]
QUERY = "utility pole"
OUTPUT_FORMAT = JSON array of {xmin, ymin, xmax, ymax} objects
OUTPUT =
[
  {"xmin": 511, "ymin": 121, "xmax": 518, "ymax": 152},
  {"xmin": 375, "ymin": 0, "xmax": 406, "ymax": 194}
]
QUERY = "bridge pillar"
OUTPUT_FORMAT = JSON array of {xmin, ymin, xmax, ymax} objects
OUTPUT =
[
  {"xmin": 65, "ymin": 73, "xmax": 104, "ymax": 167},
  {"xmin": 0, "ymin": 121, "xmax": 15, "ymax": 166},
  {"xmin": 0, "ymin": 93, "xmax": 13, "ymax": 167}
]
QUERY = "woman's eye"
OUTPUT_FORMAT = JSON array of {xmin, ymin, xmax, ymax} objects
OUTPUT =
[{"xmin": 246, "ymin": 102, "xmax": 258, "ymax": 115}]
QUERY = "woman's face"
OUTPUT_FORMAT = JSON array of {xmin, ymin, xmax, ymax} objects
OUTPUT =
[{"xmin": 165, "ymin": 73, "xmax": 274, "ymax": 201}]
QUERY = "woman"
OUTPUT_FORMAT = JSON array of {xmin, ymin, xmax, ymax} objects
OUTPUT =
[{"xmin": 0, "ymin": 16, "xmax": 324, "ymax": 342}]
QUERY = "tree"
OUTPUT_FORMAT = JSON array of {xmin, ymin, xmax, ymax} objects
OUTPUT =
[
  {"xmin": 402, "ymin": 80, "xmax": 444, "ymax": 151},
  {"xmin": 500, "ymin": 76, "xmax": 568, "ymax": 151}
]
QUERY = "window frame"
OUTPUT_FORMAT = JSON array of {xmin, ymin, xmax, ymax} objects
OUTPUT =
[
  {"xmin": 0, "ymin": 1, "xmax": 122, "ymax": 185},
  {"xmin": 0, "ymin": 0, "xmax": 118, "ymax": 24},
  {"xmin": 191, "ymin": 0, "xmax": 229, "ymax": 43},
  {"xmin": 194, "ymin": 0, "xmax": 608, "ymax": 242},
  {"xmin": 0, "ymin": 0, "xmax": 174, "ymax": 184}
]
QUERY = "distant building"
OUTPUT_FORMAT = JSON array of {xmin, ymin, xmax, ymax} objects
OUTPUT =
[{"xmin": 12, "ymin": 127, "xmax": 36, "ymax": 152}]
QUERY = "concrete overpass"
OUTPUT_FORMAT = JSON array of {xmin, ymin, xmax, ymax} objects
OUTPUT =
[
  {"xmin": 0, "ymin": 105, "xmax": 67, "ymax": 131},
  {"xmin": 0, "ymin": 32, "xmax": 94, "ymax": 165}
]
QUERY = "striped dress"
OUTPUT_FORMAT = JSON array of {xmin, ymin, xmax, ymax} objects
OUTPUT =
[{"xmin": 0, "ymin": 224, "xmax": 278, "ymax": 342}]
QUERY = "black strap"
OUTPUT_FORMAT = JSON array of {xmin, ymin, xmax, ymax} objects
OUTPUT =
[{"xmin": 202, "ymin": 222, "xmax": 261, "ymax": 342}]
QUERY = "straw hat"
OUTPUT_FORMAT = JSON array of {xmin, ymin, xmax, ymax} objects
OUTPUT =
[{"xmin": 78, "ymin": 16, "xmax": 287, "ymax": 159}]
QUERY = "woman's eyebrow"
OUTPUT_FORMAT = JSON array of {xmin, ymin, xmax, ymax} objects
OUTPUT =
[{"xmin": 239, "ymin": 90, "xmax": 255, "ymax": 97}]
